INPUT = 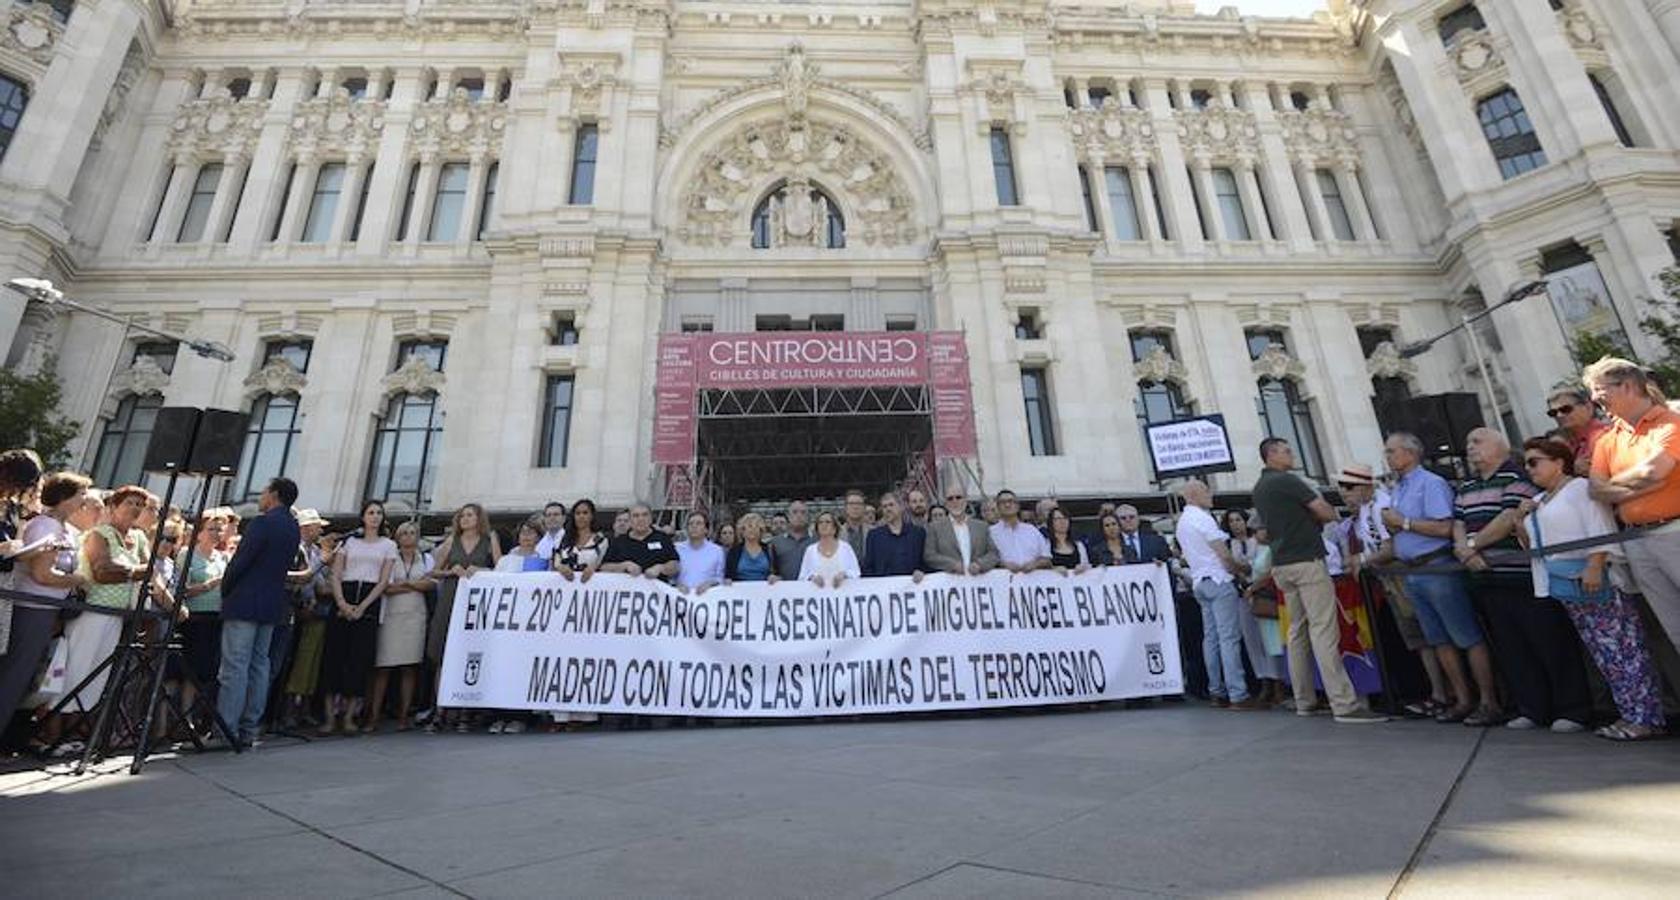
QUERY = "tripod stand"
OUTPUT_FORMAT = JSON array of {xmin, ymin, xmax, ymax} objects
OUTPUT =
[{"xmin": 43, "ymin": 463, "xmax": 242, "ymax": 774}]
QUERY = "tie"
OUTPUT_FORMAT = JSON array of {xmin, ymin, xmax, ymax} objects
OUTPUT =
[{"xmin": 1128, "ymin": 535, "xmax": 1139, "ymax": 561}]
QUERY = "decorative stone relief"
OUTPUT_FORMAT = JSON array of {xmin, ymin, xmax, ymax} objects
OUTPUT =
[
  {"xmin": 92, "ymin": 44, "xmax": 147, "ymax": 151},
  {"xmin": 560, "ymin": 56, "xmax": 618, "ymax": 124},
  {"xmin": 680, "ymin": 118, "xmax": 916, "ymax": 248},
  {"xmin": 1451, "ymin": 32, "xmax": 1502, "ymax": 83},
  {"xmin": 1066, "ymin": 106, "xmax": 1157, "ymax": 163},
  {"xmin": 381, "ymin": 355, "xmax": 446, "ymax": 398},
  {"xmin": 3, "ymin": 2, "xmax": 57, "ymax": 65},
  {"xmin": 660, "ymin": 44, "xmax": 930, "ymax": 152},
  {"xmin": 243, "ymin": 357, "xmax": 308, "ymax": 399},
  {"xmin": 289, "ymin": 90, "xmax": 387, "ymax": 160},
  {"xmin": 177, "ymin": 5, "xmax": 532, "ymax": 41},
  {"xmin": 1133, "ymin": 346, "xmax": 1189, "ymax": 387},
  {"xmin": 1558, "ymin": 4, "xmax": 1603, "ymax": 52},
  {"xmin": 1277, "ymin": 108, "xmax": 1361, "ymax": 168},
  {"xmin": 109, "ymin": 356, "xmax": 171, "ymax": 399},
  {"xmin": 1364, "ymin": 341, "xmax": 1417, "ymax": 380},
  {"xmin": 756, "ymin": 177, "xmax": 841, "ymax": 249},
  {"xmin": 1174, "ymin": 99, "xmax": 1260, "ymax": 164},
  {"xmin": 168, "ymin": 93, "xmax": 269, "ymax": 159},
  {"xmin": 964, "ymin": 65, "xmax": 1029, "ymax": 135},
  {"xmin": 410, "ymin": 89, "xmax": 508, "ymax": 160},
  {"xmin": 1251, "ymin": 343, "xmax": 1308, "ymax": 381}
]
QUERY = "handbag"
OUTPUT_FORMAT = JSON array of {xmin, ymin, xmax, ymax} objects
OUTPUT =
[
  {"xmin": 1247, "ymin": 588, "xmax": 1280, "ymax": 619},
  {"xmin": 1532, "ymin": 508, "xmax": 1613, "ymax": 605}
]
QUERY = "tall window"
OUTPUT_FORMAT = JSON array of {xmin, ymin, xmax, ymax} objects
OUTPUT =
[
  {"xmin": 1437, "ymin": 3, "xmax": 1486, "ymax": 46},
  {"xmin": 1078, "ymin": 166, "xmax": 1098, "ymax": 233},
  {"xmin": 1187, "ymin": 168, "xmax": 1210, "ymax": 239},
  {"xmin": 1588, "ymin": 74, "xmax": 1635, "ymax": 148},
  {"xmin": 1148, "ymin": 167, "xmax": 1170, "ymax": 239},
  {"xmin": 1256, "ymin": 378, "xmax": 1326, "ymax": 482},
  {"xmin": 1212, "ymin": 168, "xmax": 1250, "ymax": 240},
  {"xmin": 397, "ymin": 338, "xmax": 448, "ymax": 372},
  {"xmin": 174, "ymin": 164, "xmax": 222, "ymax": 243},
  {"xmin": 265, "ymin": 338, "xmax": 312, "ymax": 372},
  {"xmin": 91, "ymin": 394, "xmax": 162, "ymax": 488},
  {"xmin": 394, "ymin": 162, "xmax": 419, "ymax": 241},
  {"xmin": 300, "ymin": 163, "xmax": 345, "ymax": 243},
  {"xmin": 0, "ymin": 74, "xmax": 28, "ymax": 163},
  {"xmin": 1131, "ymin": 331, "xmax": 1193, "ymax": 456},
  {"xmin": 366, "ymin": 392, "xmax": 442, "ymax": 508},
  {"xmin": 1020, "ymin": 368, "xmax": 1058, "ymax": 456},
  {"xmin": 427, "ymin": 163, "xmax": 469, "ymax": 241},
  {"xmin": 269, "ymin": 163, "xmax": 296, "ymax": 242},
  {"xmin": 230, "ymin": 393, "xmax": 302, "ymax": 502},
  {"xmin": 548, "ymin": 312, "xmax": 579, "ymax": 346},
  {"xmin": 348, "ymin": 164, "xmax": 372, "ymax": 242},
  {"xmin": 1477, "ymin": 88, "xmax": 1547, "ymax": 179},
  {"xmin": 1316, "ymin": 169, "xmax": 1355, "ymax": 241},
  {"xmin": 1104, "ymin": 168, "xmax": 1142, "ymax": 241},
  {"xmin": 568, "ymin": 124, "xmax": 598, "ymax": 205},
  {"xmin": 538, "ymin": 374, "xmax": 575, "ymax": 468},
  {"xmin": 477, "ymin": 162, "xmax": 498, "ymax": 240},
  {"xmin": 989, "ymin": 127, "xmax": 1019, "ymax": 206}
]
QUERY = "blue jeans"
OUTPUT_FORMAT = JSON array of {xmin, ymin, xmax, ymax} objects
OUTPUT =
[
  {"xmin": 1194, "ymin": 578, "xmax": 1249, "ymax": 702},
  {"xmin": 218, "ymin": 619, "xmax": 275, "ymax": 742}
]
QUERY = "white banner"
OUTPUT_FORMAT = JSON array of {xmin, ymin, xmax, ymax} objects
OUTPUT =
[{"xmin": 437, "ymin": 566, "xmax": 1182, "ymax": 717}]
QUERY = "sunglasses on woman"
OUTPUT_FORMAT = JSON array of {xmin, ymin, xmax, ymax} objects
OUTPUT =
[{"xmin": 1544, "ymin": 403, "xmax": 1577, "ymax": 418}]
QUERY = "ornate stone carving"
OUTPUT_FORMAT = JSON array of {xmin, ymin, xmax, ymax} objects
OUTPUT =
[
  {"xmin": 776, "ymin": 41, "xmax": 813, "ymax": 127},
  {"xmin": 243, "ymin": 357, "xmax": 308, "ymax": 399},
  {"xmin": 177, "ymin": 4, "xmax": 532, "ymax": 41},
  {"xmin": 92, "ymin": 43, "xmax": 147, "ymax": 151},
  {"xmin": 168, "ymin": 93, "xmax": 269, "ymax": 159},
  {"xmin": 660, "ymin": 45, "xmax": 930, "ymax": 152},
  {"xmin": 1364, "ymin": 341, "xmax": 1417, "ymax": 381},
  {"xmin": 757, "ymin": 177, "xmax": 840, "ymax": 248},
  {"xmin": 289, "ymin": 90, "xmax": 387, "ymax": 160},
  {"xmin": 1133, "ymin": 346, "xmax": 1189, "ymax": 387},
  {"xmin": 1452, "ymin": 32, "xmax": 1501, "ymax": 82},
  {"xmin": 3, "ymin": 3, "xmax": 57, "ymax": 65},
  {"xmin": 1251, "ymin": 343, "xmax": 1308, "ymax": 381},
  {"xmin": 381, "ymin": 355, "xmax": 446, "ymax": 398},
  {"xmin": 680, "ymin": 118, "xmax": 916, "ymax": 248},
  {"xmin": 965, "ymin": 66, "xmax": 1028, "ymax": 135},
  {"xmin": 1175, "ymin": 99, "xmax": 1260, "ymax": 164},
  {"xmin": 1558, "ymin": 4, "xmax": 1603, "ymax": 52},
  {"xmin": 1277, "ymin": 108, "xmax": 1361, "ymax": 168},
  {"xmin": 561, "ymin": 57, "xmax": 618, "ymax": 123},
  {"xmin": 410, "ymin": 89, "xmax": 508, "ymax": 160},
  {"xmin": 1066, "ymin": 106, "xmax": 1157, "ymax": 163},
  {"xmin": 110, "ymin": 356, "xmax": 171, "ymax": 399}
]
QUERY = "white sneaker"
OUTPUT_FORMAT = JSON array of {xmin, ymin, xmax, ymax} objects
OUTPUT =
[
  {"xmin": 487, "ymin": 720, "xmax": 505, "ymax": 734},
  {"xmin": 1550, "ymin": 718, "xmax": 1587, "ymax": 734},
  {"xmin": 503, "ymin": 719, "xmax": 527, "ymax": 734},
  {"xmin": 1505, "ymin": 716, "xmax": 1539, "ymax": 730}
]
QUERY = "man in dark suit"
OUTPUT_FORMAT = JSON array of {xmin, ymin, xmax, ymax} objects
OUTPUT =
[
  {"xmin": 923, "ymin": 482, "xmax": 1000, "ymax": 575},
  {"xmin": 1117, "ymin": 504, "xmax": 1172, "ymax": 563},
  {"xmin": 217, "ymin": 477, "xmax": 302, "ymax": 748}
]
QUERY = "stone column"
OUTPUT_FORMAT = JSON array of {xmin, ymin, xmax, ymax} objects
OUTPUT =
[
  {"xmin": 1128, "ymin": 159, "xmax": 1161, "ymax": 244},
  {"xmin": 227, "ymin": 73, "xmax": 307, "ymax": 251},
  {"xmin": 1248, "ymin": 82, "xmax": 1315, "ymax": 249},
  {"xmin": 1376, "ymin": 18, "xmax": 1495, "ymax": 201},
  {"xmin": 1294, "ymin": 159, "xmax": 1333, "ymax": 244},
  {"xmin": 457, "ymin": 154, "xmax": 491, "ymax": 244},
  {"xmin": 1143, "ymin": 79, "xmax": 1202, "ymax": 253},
  {"xmin": 719, "ymin": 279, "xmax": 751, "ymax": 332},
  {"xmin": 328, "ymin": 155, "xmax": 369, "ymax": 251},
  {"xmin": 849, "ymin": 278, "xmax": 882, "ymax": 331},
  {"xmin": 355, "ymin": 69, "xmax": 422, "ymax": 257},
  {"xmin": 1235, "ymin": 161, "xmax": 1272, "ymax": 243},
  {"xmin": 1190, "ymin": 161, "xmax": 1224, "ymax": 242},
  {"xmin": 403, "ymin": 155, "xmax": 442, "ymax": 252},
  {"xmin": 201, "ymin": 153, "xmax": 249, "ymax": 246},
  {"xmin": 275, "ymin": 155, "xmax": 319, "ymax": 245},
  {"xmin": 145, "ymin": 155, "xmax": 197, "ymax": 253},
  {"xmin": 1085, "ymin": 157, "xmax": 1117, "ymax": 245},
  {"xmin": 1335, "ymin": 164, "xmax": 1378, "ymax": 242}
]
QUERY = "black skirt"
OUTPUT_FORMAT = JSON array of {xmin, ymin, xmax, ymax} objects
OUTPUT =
[{"xmin": 320, "ymin": 581, "xmax": 382, "ymax": 698}]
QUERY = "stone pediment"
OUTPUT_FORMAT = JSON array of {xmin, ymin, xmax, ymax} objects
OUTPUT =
[
  {"xmin": 289, "ymin": 90, "xmax": 387, "ymax": 161},
  {"xmin": 381, "ymin": 355, "xmax": 446, "ymax": 399}
]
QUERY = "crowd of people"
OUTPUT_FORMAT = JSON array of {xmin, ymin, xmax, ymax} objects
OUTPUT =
[{"xmin": 3, "ymin": 355, "xmax": 1679, "ymax": 754}]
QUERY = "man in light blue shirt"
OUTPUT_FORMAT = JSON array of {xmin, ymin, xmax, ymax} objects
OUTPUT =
[{"xmin": 675, "ymin": 510, "xmax": 725, "ymax": 593}]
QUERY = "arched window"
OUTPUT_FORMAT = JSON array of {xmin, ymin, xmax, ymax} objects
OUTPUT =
[
  {"xmin": 366, "ymin": 392, "xmax": 442, "ymax": 508},
  {"xmin": 229, "ymin": 393, "xmax": 302, "ymax": 502},
  {"xmin": 91, "ymin": 394, "xmax": 163, "ymax": 487},
  {"xmin": 1256, "ymin": 377, "xmax": 1326, "ymax": 482},
  {"xmin": 0, "ymin": 73, "xmax": 29, "ymax": 164},
  {"xmin": 750, "ymin": 180, "xmax": 845, "ymax": 249}
]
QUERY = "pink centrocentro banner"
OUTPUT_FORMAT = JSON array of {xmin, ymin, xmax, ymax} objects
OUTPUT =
[{"xmin": 653, "ymin": 332, "xmax": 978, "ymax": 464}]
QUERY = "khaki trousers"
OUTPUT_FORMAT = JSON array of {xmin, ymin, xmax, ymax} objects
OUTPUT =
[{"xmin": 1272, "ymin": 559, "xmax": 1362, "ymax": 716}]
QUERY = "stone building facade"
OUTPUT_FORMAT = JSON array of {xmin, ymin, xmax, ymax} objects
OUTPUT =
[{"xmin": 2, "ymin": 0, "xmax": 1678, "ymax": 515}]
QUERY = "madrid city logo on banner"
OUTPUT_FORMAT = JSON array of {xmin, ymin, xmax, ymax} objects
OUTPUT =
[{"xmin": 439, "ymin": 567, "xmax": 1182, "ymax": 717}]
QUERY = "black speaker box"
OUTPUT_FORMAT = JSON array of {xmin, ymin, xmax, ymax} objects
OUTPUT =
[{"xmin": 141, "ymin": 407, "xmax": 250, "ymax": 475}]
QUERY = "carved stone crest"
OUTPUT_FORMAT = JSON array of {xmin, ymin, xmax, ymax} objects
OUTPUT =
[
  {"xmin": 1453, "ymin": 33, "xmax": 1501, "ymax": 81},
  {"xmin": 1364, "ymin": 341, "xmax": 1417, "ymax": 380},
  {"xmin": 381, "ymin": 355, "xmax": 446, "ymax": 398},
  {"xmin": 1175, "ymin": 100, "xmax": 1259, "ymax": 164},
  {"xmin": 168, "ymin": 94, "xmax": 269, "ymax": 159},
  {"xmin": 243, "ymin": 357, "xmax": 309, "ymax": 399},
  {"xmin": 1067, "ymin": 106, "xmax": 1157, "ymax": 162},
  {"xmin": 289, "ymin": 89, "xmax": 386, "ymax": 159},
  {"xmin": 1278, "ymin": 108, "xmax": 1362, "ymax": 168},
  {"xmin": 411, "ymin": 88, "xmax": 506, "ymax": 160},
  {"xmin": 1133, "ymin": 346, "xmax": 1189, "ymax": 387},
  {"xmin": 1251, "ymin": 344, "xmax": 1308, "ymax": 381},
  {"xmin": 110, "ymin": 356, "xmax": 171, "ymax": 399}
]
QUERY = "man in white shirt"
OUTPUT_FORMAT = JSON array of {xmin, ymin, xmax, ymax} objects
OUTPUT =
[
  {"xmin": 988, "ymin": 490, "xmax": 1051, "ymax": 573},
  {"xmin": 1176, "ymin": 480, "xmax": 1261, "ymax": 709},
  {"xmin": 534, "ymin": 501, "xmax": 567, "ymax": 562}
]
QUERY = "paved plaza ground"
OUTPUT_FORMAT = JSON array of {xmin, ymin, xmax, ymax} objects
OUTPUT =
[{"xmin": 3, "ymin": 704, "xmax": 1678, "ymax": 898}]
